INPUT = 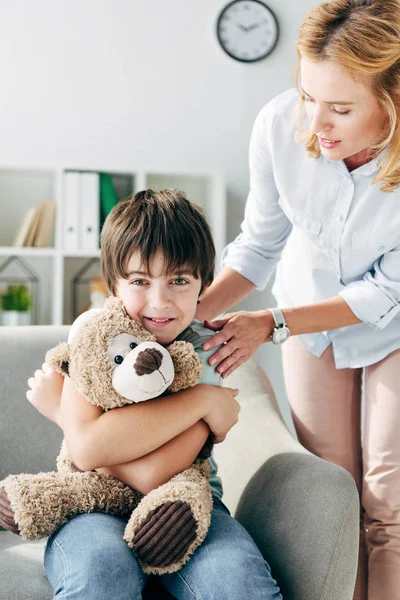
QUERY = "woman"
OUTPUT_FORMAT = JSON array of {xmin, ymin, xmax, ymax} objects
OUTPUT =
[{"xmin": 196, "ymin": 1, "xmax": 400, "ymax": 599}]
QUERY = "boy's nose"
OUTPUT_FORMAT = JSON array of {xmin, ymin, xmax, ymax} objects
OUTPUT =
[{"xmin": 149, "ymin": 290, "xmax": 171, "ymax": 309}]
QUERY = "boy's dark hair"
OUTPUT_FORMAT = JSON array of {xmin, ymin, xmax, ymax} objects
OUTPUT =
[{"xmin": 100, "ymin": 188, "xmax": 215, "ymax": 295}]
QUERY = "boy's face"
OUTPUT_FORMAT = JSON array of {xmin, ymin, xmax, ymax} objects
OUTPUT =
[{"xmin": 115, "ymin": 250, "xmax": 202, "ymax": 345}]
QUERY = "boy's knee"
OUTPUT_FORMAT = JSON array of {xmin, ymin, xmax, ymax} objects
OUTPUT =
[{"xmin": 45, "ymin": 514, "xmax": 145, "ymax": 597}]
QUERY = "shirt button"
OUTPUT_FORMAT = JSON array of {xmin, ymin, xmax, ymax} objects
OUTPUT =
[
  {"xmin": 337, "ymin": 215, "xmax": 343, "ymax": 222},
  {"xmin": 332, "ymin": 247, "xmax": 337, "ymax": 253},
  {"xmin": 379, "ymin": 246, "xmax": 386, "ymax": 253}
]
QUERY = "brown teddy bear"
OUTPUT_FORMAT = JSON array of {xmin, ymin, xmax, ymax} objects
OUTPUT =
[{"xmin": 0, "ymin": 297, "xmax": 214, "ymax": 575}]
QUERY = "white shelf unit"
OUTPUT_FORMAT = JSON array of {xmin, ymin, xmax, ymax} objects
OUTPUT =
[{"xmin": 0, "ymin": 166, "xmax": 226, "ymax": 325}]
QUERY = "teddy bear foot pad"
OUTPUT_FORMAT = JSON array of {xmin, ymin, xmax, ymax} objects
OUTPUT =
[
  {"xmin": 131, "ymin": 500, "xmax": 197, "ymax": 568},
  {"xmin": 0, "ymin": 487, "xmax": 20, "ymax": 534}
]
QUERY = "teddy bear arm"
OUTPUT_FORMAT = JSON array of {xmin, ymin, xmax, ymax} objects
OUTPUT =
[{"xmin": 0, "ymin": 471, "xmax": 142, "ymax": 541}]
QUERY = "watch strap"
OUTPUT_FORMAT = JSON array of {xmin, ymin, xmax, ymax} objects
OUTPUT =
[{"xmin": 269, "ymin": 307, "xmax": 287, "ymax": 329}]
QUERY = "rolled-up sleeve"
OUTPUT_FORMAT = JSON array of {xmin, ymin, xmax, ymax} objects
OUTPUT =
[
  {"xmin": 340, "ymin": 246, "xmax": 400, "ymax": 330},
  {"xmin": 221, "ymin": 105, "xmax": 292, "ymax": 291}
]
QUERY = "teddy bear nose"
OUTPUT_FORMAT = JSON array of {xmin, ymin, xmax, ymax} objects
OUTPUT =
[{"xmin": 134, "ymin": 348, "xmax": 163, "ymax": 376}]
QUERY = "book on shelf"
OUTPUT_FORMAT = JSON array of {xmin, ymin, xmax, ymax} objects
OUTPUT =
[
  {"xmin": 33, "ymin": 201, "xmax": 56, "ymax": 247},
  {"xmin": 12, "ymin": 201, "xmax": 56, "ymax": 248}
]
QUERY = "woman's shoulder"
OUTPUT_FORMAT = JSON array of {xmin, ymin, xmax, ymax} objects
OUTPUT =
[
  {"xmin": 258, "ymin": 88, "xmax": 299, "ymax": 124},
  {"xmin": 254, "ymin": 88, "xmax": 299, "ymax": 146}
]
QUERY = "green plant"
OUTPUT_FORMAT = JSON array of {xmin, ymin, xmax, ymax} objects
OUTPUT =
[{"xmin": 0, "ymin": 283, "xmax": 32, "ymax": 312}]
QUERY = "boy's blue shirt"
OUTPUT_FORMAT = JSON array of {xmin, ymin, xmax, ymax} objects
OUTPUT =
[{"xmin": 175, "ymin": 319, "xmax": 223, "ymax": 500}]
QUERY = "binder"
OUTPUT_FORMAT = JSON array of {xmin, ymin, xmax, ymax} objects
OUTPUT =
[
  {"xmin": 63, "ymin": 172, "xmax": 80, "ymax": 252},
  {"xmin": 80, "ymin": 172, "xmax": 100, "ymax": 251},
  {"xmin": 100, "ymin": 173, "xmax": 118, "ymax": 228}
]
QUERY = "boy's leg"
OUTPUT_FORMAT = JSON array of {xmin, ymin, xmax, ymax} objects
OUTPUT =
[
  {"xmin": 45, "ymin": 513, "xmax": 148, "ymax": 600},
  {"xmin": 159, "ymin": 496, "xmax": 282, "ymax": 600}
]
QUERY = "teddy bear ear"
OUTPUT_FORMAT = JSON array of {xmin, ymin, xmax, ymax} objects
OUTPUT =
[
  {"xmin": 167, "ymin": 341, "xmax": 202, "ymax": 392},
  {"xmin": 103, "ymin": 296, "xmax": 126, "ymax": 314},
  {"xmin": 45, "ymin": 343, "xmax": 71, "ymax": 376}
]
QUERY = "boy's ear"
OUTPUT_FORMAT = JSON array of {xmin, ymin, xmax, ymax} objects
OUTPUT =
[{"xmin": 45, "ymin": 343, "xmax": 72, "ymax": 377}]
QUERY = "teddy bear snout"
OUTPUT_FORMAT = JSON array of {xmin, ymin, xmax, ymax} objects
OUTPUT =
[{"xmin": 134, "ymin": 347, "xmax": 163, "ymax": 376}]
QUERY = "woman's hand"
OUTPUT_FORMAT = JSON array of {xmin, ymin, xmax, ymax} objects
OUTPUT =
[
  {"xmin": 26, "ymin": 363, "xmax": 64, "ymax": 428},
  {"xmin": 202, "ymin": 310, "xmax": 273, "ymax": 378},
  {"xmin": 202, "ymin": 385, "xmax": 240, "ymax": 443}
]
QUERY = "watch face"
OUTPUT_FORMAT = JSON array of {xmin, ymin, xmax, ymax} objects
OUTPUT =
[
  {"xmin": 216, "ymin": 0, "xmax": 279, "ymax": 63},
  {"xmin": 273, "ymin": 327, "xmax": 290, "ymax": 344}
]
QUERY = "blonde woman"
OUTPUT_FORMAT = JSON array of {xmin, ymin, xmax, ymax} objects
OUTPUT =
[{"xmin": 197, "ymin": 1, "xmax": 400, "ymax": 598}]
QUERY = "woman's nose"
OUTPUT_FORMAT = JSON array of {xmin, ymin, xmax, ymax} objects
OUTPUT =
[{"xmin": 309, "ymin": 107, "xmax": 332, "ymax": 135}]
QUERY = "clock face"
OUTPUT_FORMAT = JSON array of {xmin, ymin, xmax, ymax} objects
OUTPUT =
[{"xmin": 216, "ymin": 0, "xmax": 279, "ymax": 63}]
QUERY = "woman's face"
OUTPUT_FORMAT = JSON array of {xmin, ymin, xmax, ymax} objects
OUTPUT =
[{"xmin": 300, "ymin": 57, "xmax": 388, "ymax": 169}]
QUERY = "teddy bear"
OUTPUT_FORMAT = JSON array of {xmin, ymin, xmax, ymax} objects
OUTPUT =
[{"xmin": 0, "ymin": 297, "xmax": 214, "ymax": 575}]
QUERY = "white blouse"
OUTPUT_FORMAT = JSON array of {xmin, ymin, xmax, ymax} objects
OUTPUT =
[{"xmin": 222, "ymin": 88, "xmax": 400, "ymax": 368}]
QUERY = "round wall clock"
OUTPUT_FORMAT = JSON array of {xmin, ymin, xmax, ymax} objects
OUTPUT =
[{"xmin": 216, "ymin": 0, "xmax": 279, "ymax": 63}]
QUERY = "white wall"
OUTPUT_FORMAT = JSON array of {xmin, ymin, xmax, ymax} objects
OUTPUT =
[{"xmin": 0, "ymin": 0, "xmax": 318, "ymax": 431}]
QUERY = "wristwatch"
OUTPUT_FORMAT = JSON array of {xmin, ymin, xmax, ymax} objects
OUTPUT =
[{"xmin": 269, "ymin": 308, "xmax": 290, "ymax": 345}]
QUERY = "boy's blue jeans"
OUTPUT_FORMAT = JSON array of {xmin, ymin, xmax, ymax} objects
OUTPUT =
[{"xmin": 44, "ymin": 496, "xmax": 282, "ymax": 600}]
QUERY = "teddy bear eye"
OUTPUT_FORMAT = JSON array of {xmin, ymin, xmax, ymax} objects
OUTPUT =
[
  {"xmin": 114, "ymin": 355, "xmax": 124, "ymax": 365},
  {"xmin": 130, "ymin": 342, "xmax": 138, "ymax": 350}
]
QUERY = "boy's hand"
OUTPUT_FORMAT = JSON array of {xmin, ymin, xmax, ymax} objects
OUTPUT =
[
  {"xmin": 203, "ymin": 386, "xmax": 240, "ymax": 443},
  {"xmin": 26, "ymin": 363, "xmax": 64, "ymax": 428}
]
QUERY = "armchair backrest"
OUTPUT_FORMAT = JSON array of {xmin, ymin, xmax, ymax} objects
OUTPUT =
[{"xmin": 0, "ymin": 326, "xmax": 69, "ymax": 479}]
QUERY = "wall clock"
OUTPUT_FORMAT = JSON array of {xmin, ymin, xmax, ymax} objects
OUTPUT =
[{"xmin": 216, "ymin": 0, "xmax": 279, "ymax": 63}]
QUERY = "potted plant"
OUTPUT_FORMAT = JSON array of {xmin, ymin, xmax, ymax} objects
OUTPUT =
[{"xmin": 1, "ymin": 283, "xmax": 32, "ymax": 326}]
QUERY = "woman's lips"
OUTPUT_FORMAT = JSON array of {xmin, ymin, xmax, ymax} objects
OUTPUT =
[{"xmin": 318, "ymin": 137, "xmax": 341, "ymax": 149}]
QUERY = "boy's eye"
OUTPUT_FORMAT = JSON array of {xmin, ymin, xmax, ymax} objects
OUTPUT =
[
  {"xmin": 131, "ymin": 279, "xmax": 146, "ymax": 286},
  {"xmin": 172, "ymin": 278, "xmax": 188, "ymax": 285}
]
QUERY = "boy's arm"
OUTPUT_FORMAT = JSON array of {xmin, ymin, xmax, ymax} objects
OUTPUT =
[
  {"xmin": 97, "ymin": 420, "xmax": 210, "ymax": 495},
  {"xmin": 61, "ymin": 375, "xmax": 239, "ymax": 471}
]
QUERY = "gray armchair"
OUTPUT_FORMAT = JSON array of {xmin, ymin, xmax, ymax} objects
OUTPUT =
[{"xmin": 0, "ymin": 326, "xmax": 359, "ymax": 599}]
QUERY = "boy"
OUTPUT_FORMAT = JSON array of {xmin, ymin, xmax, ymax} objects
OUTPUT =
[{"xmin": 26, "ymin": 189, "xmax": 282, "ymax": 599}]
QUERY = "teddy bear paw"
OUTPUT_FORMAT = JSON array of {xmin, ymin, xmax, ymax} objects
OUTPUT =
[
  {"xmin": 128, "ymin": 500, "xmax": 197, "ymax": 570},
  {"xmin": 0, "ymin": 486, "xmax": 20, "ymax": 535}
]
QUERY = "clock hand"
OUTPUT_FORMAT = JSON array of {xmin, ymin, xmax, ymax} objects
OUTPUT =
[
  {"xmin": 247, "ymin": 22, "xmax": 261, "ymax": 31},
  {"xmin": 237, "ymin": 23, "xmax": 248, "ymax": 32}
]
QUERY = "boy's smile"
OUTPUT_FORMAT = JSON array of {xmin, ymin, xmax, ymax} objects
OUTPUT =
[{"xmin": 116, "ymin": 250, "xmax": 202, "ymax": 346}]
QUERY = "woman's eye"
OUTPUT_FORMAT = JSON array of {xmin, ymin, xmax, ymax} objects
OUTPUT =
[
  {"xmin": 333, "ymin": 108, "xmax": 351, "ymax": 116},
  {"xmin": 114, "ymin": 355, "xmax": 124, "ymax": 365},
  {"xmin": 130, "ymin": 342, "xmax": 137, "ymax": 350}
]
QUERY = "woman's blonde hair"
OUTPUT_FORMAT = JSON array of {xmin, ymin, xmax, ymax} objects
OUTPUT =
[{"xmin": 295, "ymin": 0, "xmax": 400, "ymax": 192}]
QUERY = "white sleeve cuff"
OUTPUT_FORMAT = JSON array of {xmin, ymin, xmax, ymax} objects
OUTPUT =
[{"xmin": 339, "ymin": 281, "xmax": 400, "ymax": 330}]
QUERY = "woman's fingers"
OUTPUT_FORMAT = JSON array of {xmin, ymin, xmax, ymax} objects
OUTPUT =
[
  {"xmin": 215, "ymin": 350, "xmax": 244, "ymax": 376},
  {"xmin": 207, "ymin": 340, "xmax": 238, "ymax": 367},
  {"xmin": 221, "ymin": 358, "xmax": 245, "ymax": 378},
  {"xmin": 204, "ymin": 317, "xmax": 230, "ymax": 332}
]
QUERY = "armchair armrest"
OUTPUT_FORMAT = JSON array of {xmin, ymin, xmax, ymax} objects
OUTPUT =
[{"xmin": 217, "ymin": 359, "xmax": 359, "ymax": 600}]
